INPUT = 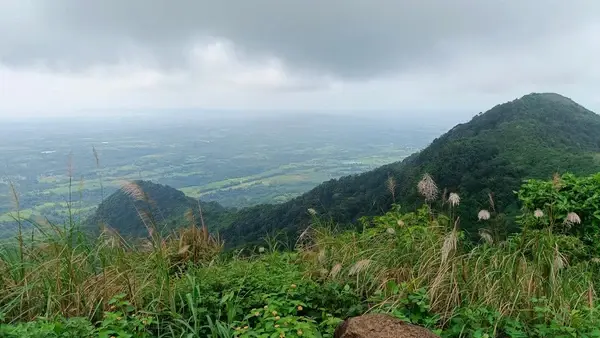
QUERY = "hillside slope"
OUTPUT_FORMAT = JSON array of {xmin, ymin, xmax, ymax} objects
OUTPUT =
[
  {"xmin": 221, "ymin": 93, "xmax": 600, "ymax": 246},
  {"xmin": 88, "ymin": 180, "xmax": 231, "ymax": 237}
]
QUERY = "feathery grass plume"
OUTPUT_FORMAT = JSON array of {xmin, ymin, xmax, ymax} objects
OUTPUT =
[
  {"xmin": 9, "ymin": 181, "xmax": 20, "ymax": 211},
  {"xmin": 479, "ymin": 229, "xmax": 493, "ymax": 244},
  {"xmin": 534, "ymin": 209, "xmax": 544, "ymax": 218},
  {"xmin": 417, "ymin": 173, "xmax": 438, "ymax": 202},
  {"xmin": 317, "ymin": 249, "xmax": 327, "ymax": 264},
  {"xmin": 169, "ymin": 224, "xmax": 223, "ymax": 267},
  {"xmin": 140, "ymin": 239, "xmax": 154, "ymax": 252},
  {"xmin": 488, "ymin": 192, "xmax": 496, "ymax": 212},
  {"xmin": 67, "ymin": 151, "xmax": 74, "ymax": 179},
  {"xmin": 92, "ymin": 145, "xmax": 105, "ymax": 201},
  {"xmin": 329, "ymin": 263, "xmax": 342, "ymax": 279},
  {"xmin": 478, "ymin": 209, "xmax": 491, "ymax": 221},
  {"xmin": 589, "ymin": 283, "xmax": 595, "ymax": 309},
  {"xmin": 564, "ymin": 212, "xmax": 581, "ymax": 226},
  {"xmin": 386, "ymin": 175, "xmax": 397, "ymax": 203},
  {"xmin": 448, "ymin": 193, "xmax": 460, "ymax": 207},
  {"xmin": 553, "ymin": 245, "xmax": 566, "ymax": 271},
  {"xmin": 348, "ymin": 259, "xmax": 372, "ymax": 276},
  {"xmin": 196, "ymin": 199, "xmax": 206, "ymax": 229},
  {"xmin": 100, "ymin": 225, "xmax": 123, "ymax": 249},
  {"xmin": 120, "ymin": 181, "xmax": 145, "ymax": 201},
  {"xmin": 185, "ymin": 208, "xmax": 196, "ymax": 227},
  {"xmin": 120, "ymin": 181, "xmax": 157, "ymax": 239},
  {"xmin": 552, "ymin": 172, "xmax": 562, "ymax": 190},
  {"xmin": 296, "ymin": 226, "xmax": 316, "ymax": 251},
  {"xmin": 307, "ymin": 208, "xmax": 317, "ymax": 216},
  {"xmin": 92, "ymin": 146, "xmax": 100, "ymax": 167},
  {"xmin": 441, "ymin": 228, "xmax": 458, "ymax": 264},
  {"xmin": 177, "ymin": 245, "xmax": 190, "ymax": 255},
  {"xmin": 441, "ymin": 187, "xmax": 448, "ymax": 206},
  {"xmin": 8, "ymin": 181, "xmax": 25, "ymax": 279}
]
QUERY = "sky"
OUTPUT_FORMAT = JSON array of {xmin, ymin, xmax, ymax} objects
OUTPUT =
[{"xmin": 1, "ymin": 0, "xmax": 600, "ymax": 120}]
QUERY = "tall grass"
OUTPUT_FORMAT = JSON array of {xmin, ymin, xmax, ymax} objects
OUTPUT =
[
  {"xmin": 0, "ymin": 183, "xmax": 222, "ymax": 324},
  {"xmin": 0, "ymin": 167, "xmax": 598, "ymax": 336},
  {"xmin": 303, "ymin": 217, "xmax": 593, "ymax": 325}
]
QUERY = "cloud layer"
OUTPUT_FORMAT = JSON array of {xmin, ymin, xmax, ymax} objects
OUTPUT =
[{"xmin": 1, "ymin": 1, "xmax": 600, "ymax": 117}]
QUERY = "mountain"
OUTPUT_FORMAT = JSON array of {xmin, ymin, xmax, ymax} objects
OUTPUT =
[
  {"xmin": 87, "ymin": 180, "xmax": 232, "ymax": 237},
  {"xmin": 220, "ymin": 93, "xmax": 600, "ymax": 246}
]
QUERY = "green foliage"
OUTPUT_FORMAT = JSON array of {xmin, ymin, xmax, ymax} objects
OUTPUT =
[
  {"xmin": 0, "ymin": 317, "xmax": 94, "ymax": 338},
  {"xmin": 369, "ymin": 281, "xmax": 440, "ymax": 330},
  {"xmin": 518, "ymin": 173, "xmax": 600, "ymax": 244},
  {"xmin": 3, "ymin": 172, "xmax": 600, "ymax": 337},
  {"xmin": 0, "ymin": 295, "xmax": 153, "ymax": 338},
  {"xmin": 96, "ymin": 294, "xmax": 153, "ymax": 338}
]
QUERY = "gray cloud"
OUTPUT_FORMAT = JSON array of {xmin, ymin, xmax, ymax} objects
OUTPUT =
[{"xmin": 2, "ymin": 0, "xmax": 598, "ymax": 79}]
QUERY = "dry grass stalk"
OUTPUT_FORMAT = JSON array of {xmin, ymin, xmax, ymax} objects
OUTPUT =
[
  {"xmin": 9, "ymin": 181, "xmax": 20, "ymax": 211},
  {"xmin": 92, "ymin": 146, "xmax": 100, "ymax": 168},
  {"xmin": 169, "ymin": 224, "xmax": 223, "ymax": 266},
  {"xmin": 417, "ymin": 173, "xmax": 438, "ymax": 202},
  {"xmin": 386, "ymin": 176, "xmax": 397, "ymax": 202},
  {"xmin": 488, "ymin": 192, "xmax": 495, "ymax": 212},
  {"xmin": 588, "ymin": 283, "xmax": 595, "ymax": 308},
  {"xmin": 121, "ymin": 181, "xmax": 145, "ymax": 201},
  {"xmin": 349, "ymin": 259, "xmax": 372, "ymax": 276},
  {"xmin": 317, "ymin": 249, "xmax": 327, "ymax": 264},
  {"xmin": 329, "ymin": 263, "xmax": 342, "ymax": 279},
  {"xmin": 479, "ymin": 229, "xmax": 493, "ymax": 244},
  {"xmin": 553, "ymin": 245, "xmax": 567, "ymax": 271},
  {"xmin": 552, "ymin": 172, "xmax": 562, "ymax": 190},
  {"xmin": 67, "ymin": 151, "xmax": 74, "ymax": 178},
  {"xmin": 441, "ymin": 229, "xmax": 458, "ymax": 264}
]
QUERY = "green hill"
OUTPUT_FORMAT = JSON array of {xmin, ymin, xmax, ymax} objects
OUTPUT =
[
  {"xmin": 220, "ymin": 93, "xmax": 600, "ymax": 246},
  {"xmin": 87, "ymin": 180, "xmax": 231, "ymax": 237}
]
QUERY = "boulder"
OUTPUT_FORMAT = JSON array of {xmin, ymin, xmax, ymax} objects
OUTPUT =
[{"xmin": 334, "ymin": 314, "xmax": 438, "ymax": 338}]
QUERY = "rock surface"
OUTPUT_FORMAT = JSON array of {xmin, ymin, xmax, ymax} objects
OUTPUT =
[{"xmin": 334, "ymin": 314, "xmax": 438, "ymax": 338}]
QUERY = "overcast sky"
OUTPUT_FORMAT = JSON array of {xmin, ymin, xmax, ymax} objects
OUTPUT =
[{"xmin": 1, "ymin": 0, "xmax": 599, "ymax": 120}]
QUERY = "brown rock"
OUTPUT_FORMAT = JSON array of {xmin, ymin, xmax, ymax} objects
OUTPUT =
[{"xmin": 334, "ymin": 314, "xmax": 439, "ymax": 338}]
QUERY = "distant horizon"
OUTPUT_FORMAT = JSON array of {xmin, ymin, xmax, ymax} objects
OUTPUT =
[{"xmin": 0, "ymin": 107, "xmax": 469, "ymax": 128}]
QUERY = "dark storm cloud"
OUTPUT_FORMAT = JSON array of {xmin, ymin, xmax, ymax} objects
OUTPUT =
[{"xmin": 1, "ymin": 0, "xmax": 598, "ymax": 79}]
